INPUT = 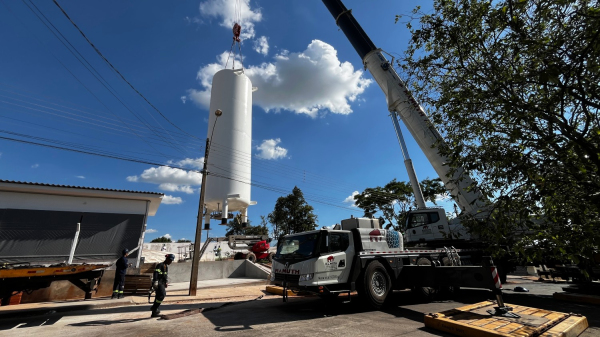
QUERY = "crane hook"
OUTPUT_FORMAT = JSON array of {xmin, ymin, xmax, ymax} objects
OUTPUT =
[{"xmin": 233, "ymin": 23, "xmax": 241, "ymax": 42}]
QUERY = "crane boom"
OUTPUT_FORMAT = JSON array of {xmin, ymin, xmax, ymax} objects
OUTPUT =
[{"xmin": 322, "ymin": 0, "xmax": 486, "ymax": 214}]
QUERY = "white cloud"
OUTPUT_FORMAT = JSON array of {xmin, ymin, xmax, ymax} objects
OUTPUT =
[
  {"xmin": 127, "ymin": 158, "xmax": 204, "ymax": 193},
  {"xmin": 180, "ymin": 96, "xmax": 187, "ymax": 104},
  {"xmin": 185, "ymin": 40, "xmax": 372, "ymax": 118},
  {"xmin": 146, "ymin": 228, "xmax": 158, "ymax": 233},
  {"xmin": 255, "ymin": 138, "xmax": 288, "ymax": 160},
  {"xmin": 167, "ymin": 157, "xmax": 203, "ymax": 169},
  {"xmin": 0, "ymin": 152, "xmax": 2, "ymax": 159},
  {"xmin": 162, "ymin": 195, "xmax": 183, "ymax": 205},
  {"xmin": 127, "ymin": 166, "xmax": 201, "ymax": 185},
  {"xmin": 158, "ymin": 183, "xmax": 195, "ymax": 194},
  {"xmin": 76, "ymin": 175, "xmax": 85, "ymax": 179},
  {"xmin": 31, "ymin": 163, "xmax": 39, "ymax": 169},
  {"xmin": 164, "ymin": 234, "xmax": 172, "ymax": 239},
  {"xmin": 199, "ymin": 0, "xmax": 262, "ymax": 40},
  {"xmin": 344, "ymin": 191, "xmax": 359, "ymax": 207},
  {"xmin": 253, "ymin": 36, "xmax": 269, "ymax": 55}
]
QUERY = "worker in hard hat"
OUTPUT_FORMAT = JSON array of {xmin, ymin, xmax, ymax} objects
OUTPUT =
[
  {"xmin": 150, "ymin": 253, "xmax": 175, "ymax": 317},
  {"xmin": 112, "ymin": 248, "xmax": 129, "ymax": 299}
]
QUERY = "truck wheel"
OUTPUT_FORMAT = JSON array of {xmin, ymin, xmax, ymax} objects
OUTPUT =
[
  {"xmin": 267, "ymin": 252, "xmax": 274, "ymax": 263},
  {"xmin": 246, "ymin": 252, "xmax": 257, "ymax": 263},
  {"xmin": 360, "ymin": 261, "xmax": 391, "ymax": 309},
  {"xmin": 413, "ymin": 257, "xmax": 439, "ymax": 301}
]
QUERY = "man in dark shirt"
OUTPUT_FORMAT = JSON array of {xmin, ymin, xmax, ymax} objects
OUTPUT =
[
  {"xmin": 112, "ymin": 249, "xmax": 129, "ymax": 299},
  {"xmin": 150, "ymin": 254, "xmax": 174, "ymax": 317}
]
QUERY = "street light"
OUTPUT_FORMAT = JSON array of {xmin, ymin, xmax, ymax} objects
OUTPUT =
[{"xmin": 189, "ymin": 109, "xmax": 221, "ymax": 296}]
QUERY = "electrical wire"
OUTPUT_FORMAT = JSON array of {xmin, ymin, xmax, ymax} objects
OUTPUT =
[
  {"xmin": 8, "ymin": 0, "xmax": 173, "ymax": 158},
  {"xmin": 0, "ymin": 134, "xmax": 363, "ymax": 213},
  {"xmin": 24, "ymin": 0, "xmax": 187, "ymax": 156},
  {"xmin": 53, "ymin": 0, "xmax": 202, "ymax": 142}
]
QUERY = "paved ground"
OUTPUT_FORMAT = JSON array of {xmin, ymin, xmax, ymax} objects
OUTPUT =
[{"xmin": 0, "ymin": 277, "xmax": 598, "ymax": 337}]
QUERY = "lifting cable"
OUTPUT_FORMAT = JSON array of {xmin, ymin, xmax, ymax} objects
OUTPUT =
[{"xmin": 225, "ymin": 0, "xmax": 244, "ymax": 71}]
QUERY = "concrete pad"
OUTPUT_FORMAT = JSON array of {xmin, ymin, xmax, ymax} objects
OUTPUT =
[
  {"xmin": 166, "ymin": 278, "xmax": 268, "ymax": 291},
  {"xmin": 0, "ymin": 298, "xmax": 134, "ymax": 319},
  {"xmin": 0, "ymin": 278, "xmax": 269, "ymax": 319}
]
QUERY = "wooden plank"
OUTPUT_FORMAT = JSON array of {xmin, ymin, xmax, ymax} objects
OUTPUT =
[
  {"xmin": 425, "ymin": 301, "xmax": 589, "ymax": 337},
  {"xmin": 471, "ymin": 318, "xmax": 499, "ymax": 327},
  {"xmin": 495, "ymin": 322, "xmax": 525, "ymax": 334},
  {"xmin": 425, "ymin": 316, "xmax": 513, "ymax": 337},
  {"xmin": 530, "ymin": 309, "xmax": 552, "ymax": 317},
  {"xmin": 542, "ymin": 315, "xmax": 589, "ymax": 337},
  {"xmin": 481, "ymin": 319, "xmax": 510, "ymax": 331}
]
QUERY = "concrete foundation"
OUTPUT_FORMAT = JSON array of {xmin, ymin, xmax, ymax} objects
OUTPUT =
[{"xmin": 165, "ymin": 260, "xmax": 248, "ymax": 283}]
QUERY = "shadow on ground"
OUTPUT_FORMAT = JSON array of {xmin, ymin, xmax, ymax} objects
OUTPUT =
[{"xmin": 0, "ymin": 286, "xmax": 597, "ymax": 334}]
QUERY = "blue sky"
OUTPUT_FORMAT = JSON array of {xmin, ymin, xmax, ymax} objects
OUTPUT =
[{"xmin": 0, "ymin": 0, "xmax": 448, "ymax": 243}]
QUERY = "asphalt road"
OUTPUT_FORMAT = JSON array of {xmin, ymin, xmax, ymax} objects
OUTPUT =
[{"xmin": 0, "ymin": 280, "xmax": 598, "ymax": 337}]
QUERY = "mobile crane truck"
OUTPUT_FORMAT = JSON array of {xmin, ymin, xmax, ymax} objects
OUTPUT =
[
  {"xmin": 271, "ymin": 217, "xmax": 505, "ymax": 310},
  {"xmin": 272, "ymin": 0, "xmax": 516, "ymax": 309}
]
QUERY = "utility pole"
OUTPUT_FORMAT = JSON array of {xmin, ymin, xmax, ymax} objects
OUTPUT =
[{"xmin": 189, "ymin": 109, "xmax": 222, "ymax": 296}]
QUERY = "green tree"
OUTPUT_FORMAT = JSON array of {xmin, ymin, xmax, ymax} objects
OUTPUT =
[
  {"xmin": 399, "ymin": 0, "xmax": 600, "ymax": 269},
  {"xmin": 354, "ymin": 178, "xmax": 448, "ymax": 231},
  {"xmin": 150, "ymin": 236, "xmax": 172, "ymax": 243},
  {"xmin": 176, "ymin": 239, "xmax": 191, "ymax": 243},
  {"xmin": 225, "ymin": 214, "xmax": 269, "ymax": 236},
  {"xmin": 268, "ymin": 186, "xmax": 318, "ymax": 240}
]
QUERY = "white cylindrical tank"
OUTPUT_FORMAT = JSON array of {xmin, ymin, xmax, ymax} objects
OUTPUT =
[{"xmin": 204, "ymin": 69, "xmax": 254, "ymax": 224}]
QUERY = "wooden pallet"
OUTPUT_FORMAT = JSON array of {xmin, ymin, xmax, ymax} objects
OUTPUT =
[
  {"xmin": 424, "ymin": 301, "xmax": 588, "ymax": 337},
  {"xmin": 123, "ymin": 274, "xmax": 152, "ymax": 295}
]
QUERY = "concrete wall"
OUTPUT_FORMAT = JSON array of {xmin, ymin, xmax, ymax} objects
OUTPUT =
[
  {"xmin": 245, "ymin": 261, "xmax": 270, "ymax": 279},
  {"xmin": 167, "ymin": 260, "xmax": 246, "ymax": 283}
]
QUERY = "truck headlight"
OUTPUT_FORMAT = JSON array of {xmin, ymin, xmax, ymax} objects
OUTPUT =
[{"xmin": 299, "ymin": 273, "xmax": 314, "ymax": 282}]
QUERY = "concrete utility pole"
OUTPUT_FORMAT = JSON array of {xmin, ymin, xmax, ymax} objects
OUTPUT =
[{"xmin": 189, "ymin": 109, "xmax": 222, "ymax": 296}]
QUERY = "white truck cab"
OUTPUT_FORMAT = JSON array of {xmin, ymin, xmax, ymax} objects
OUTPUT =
[
  {"xmin": 273, "ymin": 229, "xmax": 355, "ymax": 287},
  {"xmin": 404, "ymin": 208, "xmax": 472, "ymax": 246}
]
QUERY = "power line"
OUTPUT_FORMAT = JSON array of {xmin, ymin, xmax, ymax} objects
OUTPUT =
[
  {"xmin": 24, "ymin": 0, "xmax": 187, "ymax": 156},
  {"xmin": 0, "ymin": 133, "xmax": 364, "ymax": 213},
  {"xmin": 53, "ymin": 0, "xmax": 202, "ymax": 142},
  {"xmin": 10, "ymin": 0, "xmax": 174, "ymax": 158}
]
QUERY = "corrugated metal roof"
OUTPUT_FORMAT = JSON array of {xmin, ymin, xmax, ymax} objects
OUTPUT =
[{"xmin": 0, "ymin": 180, "xmax": 164, "ymax": 195}]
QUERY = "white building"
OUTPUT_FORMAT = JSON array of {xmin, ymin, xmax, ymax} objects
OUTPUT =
[{"xmin": 0, "ymin": 180, "xmax": 163, "ymax": 267}]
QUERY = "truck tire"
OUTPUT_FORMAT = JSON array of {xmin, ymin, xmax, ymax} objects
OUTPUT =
[
  {"xmin": 246, "ymin": 252, "xmax": 257, "ymax": 263},
  {"xmin": 360, "ymin": 261, "xmax": 391, "ymax": 309},
  {"xmin": 413, "ymin": 257, "xmax": 439, "ymax": 301},
  {"xmin": 267, "ymin": 252, "xmax": 274, "ymax": 263}
]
